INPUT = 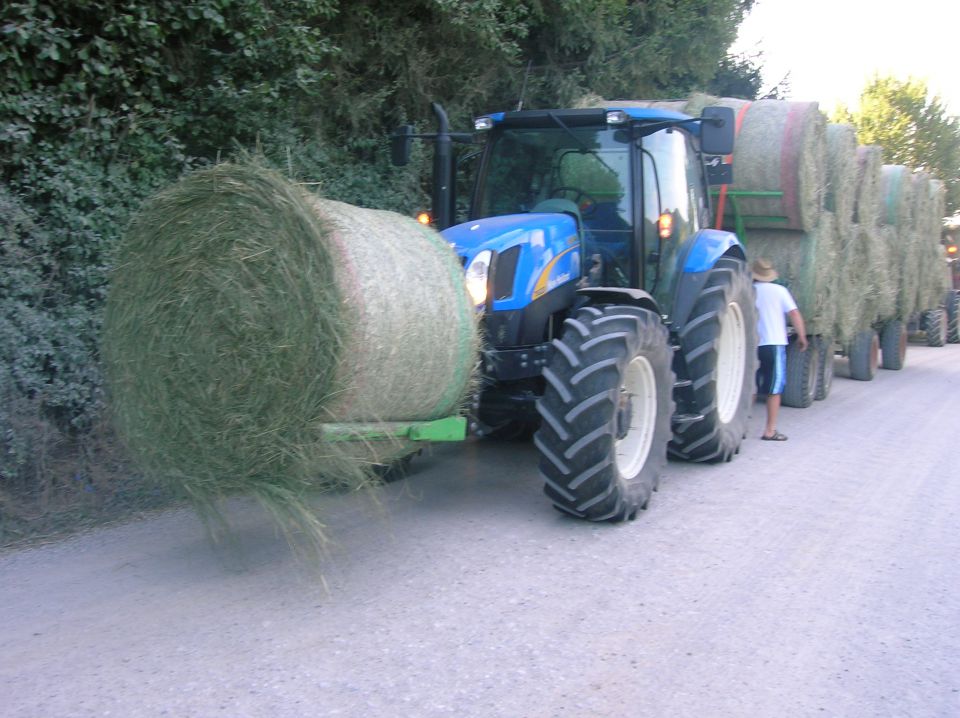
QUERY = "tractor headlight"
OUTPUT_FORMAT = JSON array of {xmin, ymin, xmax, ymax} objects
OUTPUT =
[{"xmin": 465, "ymin": 250, "xmax": 492, "ymax": 306}]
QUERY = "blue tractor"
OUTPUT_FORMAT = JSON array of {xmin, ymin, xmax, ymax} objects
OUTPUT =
[{"xmin": 393, "ymin": 102, "xmax": 757, "ymax": 522}]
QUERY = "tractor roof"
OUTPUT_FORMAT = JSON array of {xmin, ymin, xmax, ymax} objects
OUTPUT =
[{"xmin": 479, "ymin": 106, "xmax": 693, "ymax": 130}]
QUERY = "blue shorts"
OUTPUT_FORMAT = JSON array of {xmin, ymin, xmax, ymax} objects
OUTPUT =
[{"xmin": 756, "ymin": 345, "xmax": 787, "ymax": 395}]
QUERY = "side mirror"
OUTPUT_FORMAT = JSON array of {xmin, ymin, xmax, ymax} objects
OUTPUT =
[
  {"xmin": 391, "ymin": 125, "xmax": 414, "ymax": 166},
  {"xmin": 700, "ymin": 106, "xmax": 735, "ymax": 156}
]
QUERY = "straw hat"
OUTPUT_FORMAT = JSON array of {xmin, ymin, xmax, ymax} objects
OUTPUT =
[{"xmin": 751, "ymin": 258, "xmax": 778, "ymax": 282}]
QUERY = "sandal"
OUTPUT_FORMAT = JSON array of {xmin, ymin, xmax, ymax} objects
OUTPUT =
[{"xmin": 761, "ymin": 431, "xmax": 788, "ymax": 441}]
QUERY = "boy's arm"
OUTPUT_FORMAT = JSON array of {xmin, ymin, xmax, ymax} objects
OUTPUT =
[{"xmin": 788, "ymin": 308, "xmax": 808, "ymax": 350}]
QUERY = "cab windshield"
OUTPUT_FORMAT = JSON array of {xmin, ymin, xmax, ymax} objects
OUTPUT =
[
  {"xmin": 476, "ymin": 126, "xmax": 634, "ymax": 285},
  {"xmin": 474, "ymin": 123, "xmax": 706, "ymax": 293}
]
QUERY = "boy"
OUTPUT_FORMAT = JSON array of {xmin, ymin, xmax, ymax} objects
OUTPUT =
[{"xmin": 752, "ymin": 258, "xmax": 807, "ymax": 441}]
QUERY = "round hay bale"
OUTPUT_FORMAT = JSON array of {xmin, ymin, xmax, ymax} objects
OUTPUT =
[
  {"xmin": 879, "ymin": 164, "xmax": 914, "ymax": 228},
  {"xmin": 879, "ymin": 165, "xmax": 922, "ymax": 318},
  {"xmin": 853, "ymin": 145, "xmax": 883, "ymax": 226},
  {"xmin": 915, "ymin": 177, "xmax": 950, "ymax": 310},
  {"xmin": 310, "ymin": 196, "xmax": 478, "ymax": 422},
  {"xmin": 858, "ymin": 224, "xmax": 897, "ymax": 324},
  {"xmin": 888, "ymin": 225, "xmax": 922, "ymax": 319},
  {"xmin": 713, "ymin": 99, "xmax": 827, "ymax": 232},
  {"xmin": 877, "ymin": 226, "xmax": 903, "ymax": 322},
  {"xmin": 833, "ymin": 222, "xmax": 867, "ymax": 343},
  {"xmin": 825, "ymin": 125, "xmax": 857, "ymax": 225},
  {"xmin": 911, "ymin": 171, "xmax": 933, "ymax": 237},
  {"xmin": 103, "ymin": 163, "xmax": 478, "ymax": 544},
  {"xmin": 744, "ymin": 212, "xmax": 838, "ymax": 336}
]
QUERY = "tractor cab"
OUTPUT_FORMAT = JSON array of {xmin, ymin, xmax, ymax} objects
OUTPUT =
[{"xmin": 446, "ymin": 106, "xmax": 734, "ymax": 337}]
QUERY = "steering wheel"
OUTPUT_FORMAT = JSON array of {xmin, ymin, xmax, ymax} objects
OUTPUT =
[{"xmin": 550, "ymin": 186, "xmax": 598, "ymax": 217}]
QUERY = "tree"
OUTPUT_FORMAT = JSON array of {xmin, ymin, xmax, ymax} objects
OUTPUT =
[
  {"xmin": 704, "ymin": 52, "xmax": 763, "ymax": 99},
  {"xmin": 509, "ymin": 0, "xmax": 755, "ymax": 107},
  {"xmin": 833, "ymin": 76, "xmax": 960, "ymax": 215}
]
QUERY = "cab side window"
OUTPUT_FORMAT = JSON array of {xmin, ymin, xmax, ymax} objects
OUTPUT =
[{"xmin": 685, "ymin": 135, "xmax": 709, "ymax": 230}]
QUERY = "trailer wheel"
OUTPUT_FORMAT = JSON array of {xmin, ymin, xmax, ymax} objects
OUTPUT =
[
  {"xmin": 848, "ymin": 329, "xmax": 879, "ymax": 381},
  {"xmin": 880, "ymin": 320, "xmax": 907, "ymax": 370},
  {"xmin": 669, "ymin": 257, "xmax": 757, "ymax": 463},
  {"xmin": 924, "ymin": 309, "xmax": 947, "ymax": 347},
  {"xmin": 782, "ymin": 337, "xmax": 818, "ymax": 408},
  {"xmin": 946, "ymin": 291, "xmax": 960, "ymax": 344},
  {"xmin": 814, "ymin": 336, "xmax": 834, "ymax": 401},
  {"xmin": 535, "ymin": 305, "xmax": 674, "ymax": 522}
]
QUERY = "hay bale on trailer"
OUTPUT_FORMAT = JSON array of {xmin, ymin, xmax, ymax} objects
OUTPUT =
[
  {"xmin": 711, "ymin": 98, "xmax": 827, "ymax": 232},
  {"xmin": 853, "ymin": 146, "xmax": 883, "ymax": 226},
  {"xmin": 880, "ymin": 164, "xmax": 914, "ymax": 227},
  {"xmin": 879, "ymin": 165, "xmax": 921, "ymax": 318},
  {"xmin": 103, "ymin": 163, "xmax": 478, "ymax": 546},
  {"xmin": 856, "ymin": 224, "xmax": 897, "ymax": 326},
  {"xmin": 915, "ymin": 176, "xmax": 950, "ymax": 311},
  {"xmin": 743, "ymin": 212, "xmax": 839, "ymax": 337},
  {"xmin": 825, "ymin": 125, "xmax": 858, "ymax": 226},
  {"xmin": 833, "ymin": 222, "xmax": 868, "ymax": 344}
]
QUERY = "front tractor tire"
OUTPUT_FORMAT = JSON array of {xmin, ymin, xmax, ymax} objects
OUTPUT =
[
  {"xmin": 534, "ymin": 305, "xmax": 674, "ymax": 522},
  {"xmin": 669, "ymin": 257, "xmax": 758, "ymax": 463}
]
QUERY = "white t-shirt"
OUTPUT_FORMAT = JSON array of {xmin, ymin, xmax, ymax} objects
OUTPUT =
[{"xmin": 754, "ymin": 281, "xmax": 797, "ymax": 346}]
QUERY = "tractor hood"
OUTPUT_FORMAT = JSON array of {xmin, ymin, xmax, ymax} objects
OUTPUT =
[
  {"xmin": 443, "ymin": 213, "xmax": 577, "ymax": 259},
  {"xmin": 442, "ymin": 213, "xmax": 581, "ymax": 311}
]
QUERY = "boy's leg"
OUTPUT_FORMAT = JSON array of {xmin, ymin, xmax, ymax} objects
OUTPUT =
[
  {"xmin": 764, "ymin": 393, "xmax": 781, "ymax": 437},
  {"xmin": 761, "ymin": 345, "xmax": 787, "ymax": 439}
]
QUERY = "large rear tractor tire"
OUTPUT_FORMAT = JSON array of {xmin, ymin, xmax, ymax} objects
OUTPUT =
[
  {"xmin": 880, "ymin": 320, "xmax": 907, "ymax": 370},
  {"xmin": 535, "ymin": 305, "xmax": 674, "ymax": 522},
  {"xmin": 814, "ymin": 336, "xmax": 834, "ymax": 401},
  {"xmin": 848, "ymin": 329, "xmax": 879, "ymax": 381},
  {"xmin": 945, "ymin": 291, "xmax": 960, "ymax": 344},
  {"xmin": 924, "ymin": 308, "xmax": 947, "ymax": 347},
  {"xmin": 782, "ymin": 336, "xmax": 818, "ymax": 408},
  {"xmin": 669, "ymin": 257, "xmax": 757, "ymax": 463}
]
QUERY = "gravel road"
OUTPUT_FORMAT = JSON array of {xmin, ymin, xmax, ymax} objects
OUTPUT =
[{"xmin": 2, "ymin": 344, "xmax": 959, "ymax": 718}]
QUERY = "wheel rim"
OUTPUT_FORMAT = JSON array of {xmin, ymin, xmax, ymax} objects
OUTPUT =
[
  {"xmin": 870, "ymin": 333, "xmax": 879, "ymax": 374},
  {"xmin": 898, "ymin": 326, "xmax": 907, "ymax": 362},
  {"xmin": 806, "ymin": 348, "xmax": 817, "ymax": 400},
  {"xmin": 615, "ymin": 356, "xmax": 657, "ymax": 479},
  {"xmin": 938, "ymin": 310, "xmax": 948, "ymax": 344},
  {"xmin": 716, "ymin": 300, "xmax": 747, "ymax": 424}
]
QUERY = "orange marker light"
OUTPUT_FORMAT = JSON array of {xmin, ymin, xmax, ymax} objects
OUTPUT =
[
  {"xmin": 947, "ymin": 244, "xmax": 958, "ymax": 256},
  {"xmin": 658, "ymin": 212, "xmax": 674, "ymax": 239},
  {"xmin": 416, "ymin": 211, "xmax": 432, "ymax": 225}
]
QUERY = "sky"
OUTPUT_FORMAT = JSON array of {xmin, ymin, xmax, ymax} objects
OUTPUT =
[{"xmin": 731, "ymin": 0, "xmax": 960, "ymax": 115}]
